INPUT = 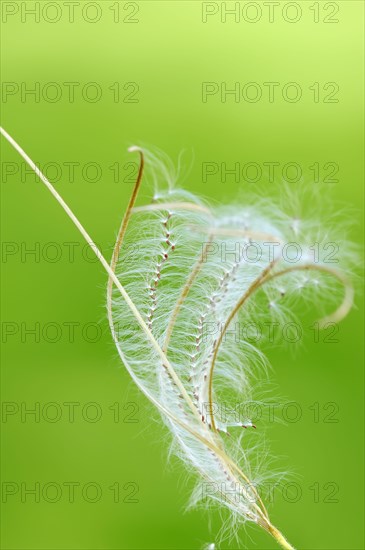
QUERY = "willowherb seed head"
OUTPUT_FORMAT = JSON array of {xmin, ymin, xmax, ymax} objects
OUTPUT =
[
  {"xmin": 1, "ymin": 128, "xmax": 356, "ymax": 550},
  {"xmin": 106, "ymin": 148, "xmax": 355, "ymax": 549}
]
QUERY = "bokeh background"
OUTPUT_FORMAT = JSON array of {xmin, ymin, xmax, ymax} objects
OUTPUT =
[{"xmin": 1, "ymin": 1, "xmax": 364, "ymax": 549}]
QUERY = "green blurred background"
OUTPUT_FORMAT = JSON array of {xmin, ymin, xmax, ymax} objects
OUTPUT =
[{"xmin": 1, "ymin": 1, "xmax": 363, "ymax": 549}]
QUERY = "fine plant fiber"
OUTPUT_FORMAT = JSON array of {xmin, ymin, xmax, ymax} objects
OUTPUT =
[{"xmin": 1, "ymin": 126, "xmax": 356, "ymax": 550}]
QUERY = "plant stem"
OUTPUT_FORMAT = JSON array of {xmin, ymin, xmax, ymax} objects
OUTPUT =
[{"xmin": 266, "ymin": 523, "xmax": 296, "ymax": 550}]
